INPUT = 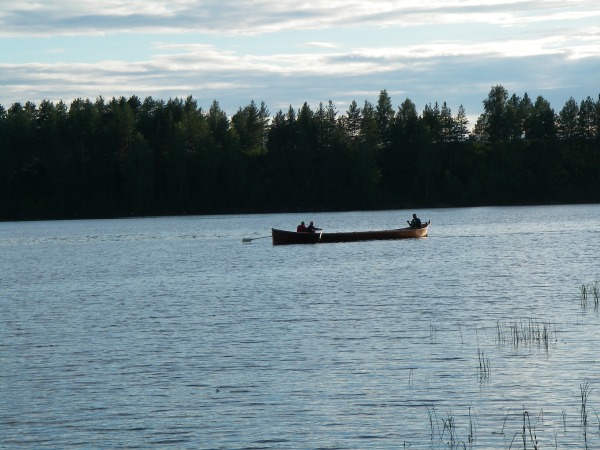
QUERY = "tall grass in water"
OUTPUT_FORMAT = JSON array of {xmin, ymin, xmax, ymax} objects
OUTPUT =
[
  {"xmin": 426, "ymin": 405, "xmax": 474, "ymax": 449},
  {"xmin": 508, "ymin": 408, "xmax": 539, "ymax": 450},
  {"xmin": 580, "ymin": 281, "xmax": 599, "ymax": 309},
  {"xmin": 477, "ymin": 348, "xmax": 491, "ymax": 380},
  {"xmin": 417, "ymin": 381, "xmax": 599, "ymax": 448},
  {"xmin": 430, "ymin": 320, "xmax": 438, "ymax": 343},
  {"xmin": 495, "ymin": 318, "xmax": 556, "ymax": 351},
  {"xmin": 581, "ymin": 380, "xmax": 592, "ymax": 449},
  {"xmin": 419, "ymin": 387, "xmax": 600, "ymax": 449}
]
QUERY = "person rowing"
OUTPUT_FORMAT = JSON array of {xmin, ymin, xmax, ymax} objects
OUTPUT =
[
  {"xmin": 407, "ymin": 213, "xmax": 422, "ymax": 229},
  {"xmin": 306, "ymin": 221, "xmax": 322, "ymax": 233}
]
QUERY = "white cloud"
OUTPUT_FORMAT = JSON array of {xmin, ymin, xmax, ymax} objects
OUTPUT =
[
  {"xmin": 43, "ymin": 48, "xmax": 66, "ymax": 54},
  {"xmin": 0, "ymin": 0, "xmax": 598, "ymax": 119},
  {"xmin": 300, "ymin": 42, "xmax": 340, "ymax": 49},
  {"xmin": 1, "ymin": 0, "xmax": 598, "ymax": 36}
]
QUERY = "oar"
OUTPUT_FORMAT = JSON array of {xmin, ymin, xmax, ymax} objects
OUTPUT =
[{"xmin": 242, "ymin": 236, "xmax": 270, "ymax": 243}]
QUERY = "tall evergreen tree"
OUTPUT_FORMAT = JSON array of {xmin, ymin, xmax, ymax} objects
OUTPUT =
[
  {"xmin": 578, "ymin": 96, "xmax": 597, "ymax": 140},
  {"xmin": 439, "ymin": 102, "xmax": 454, "ymax": 143},
  {"xmin": 376, "ymin": 89, "xmax": 394, "ymax": 147},
  {"xmin": 480, "ymin": 85, "xmax": 510, "ymax": 142},
  {"xmin": 343, "ymin": 100, "xmax": 362, "ymax": 146},
  {"xmin": 557, "ymin": 97, "xmax": 579, "ymax": 141},
  {"xmin": 422, "ymin": 102, "xmax": 441, "ymax": 143},
  {"xmin": 231, "ymin": 100, "xmax": 270, "ymax": 155},
  {"xmin": 527, "ymin": 96, "xmax": 555, "ymax": 142},
  {"xmin": 453, "ymin": 105, "xmax": 469, "ymax": 143}
]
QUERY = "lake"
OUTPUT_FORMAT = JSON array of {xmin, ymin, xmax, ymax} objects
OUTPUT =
[{"xmin": 1, "ymin": 205, "xmax": 600, "ymax": 449}]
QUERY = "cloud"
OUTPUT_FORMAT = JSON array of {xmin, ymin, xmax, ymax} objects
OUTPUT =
[
  {"xmin": 2, "ymin": 36, "xmax": 598, "ymax": 119},
  {"xmin": 1, "ymin": 0, "xmax": 598, "ymax": 36},
  {"xmin": 300, "ymin": 42, "xmax": 340, "ymax": 49},
  {"xmin": 1, "ymin": 0, "xmax": 599, "ymax": 122},
  {"xmin": 44, "ymin": 48, "xmax": 66, "ymax": 55}
]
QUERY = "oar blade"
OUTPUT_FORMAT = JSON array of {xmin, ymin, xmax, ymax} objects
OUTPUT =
[{"xmin": 242, "ymin": 235, "xmax": 270, "ymax": 243}]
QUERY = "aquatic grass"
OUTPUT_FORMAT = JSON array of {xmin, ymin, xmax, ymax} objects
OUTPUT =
[
  {"xmin": 508, "ymin": 408, "xmax": 539, "ymax": 450},
  {"xmin": 467, "ymin": 407, "xmax": 475, "ymax": 446},
  {"xmin": 430, "ymin": 320, "xmax": 438, "ymax": 343},
  {"xmin": 426, "ymin": 405, "xmax": 439, "ymax": 445},
  {"xmin": 477, "ymin": 348, "xmax": 491, "ymax": 380},
  {"xmin": 501, "ymin": 408, "xmax": 512, "ymax": 437},
  {"xmin": 581, "ymin": 380, "xmax": 592, "ymax": 449},
  {"xmin": 495, "ymin": 318, "xmax": 556, "ymax": 351},
  {"xmin": 581, "ymin": 283, "xmax": 588, "ymax": 307},
  {"xmin": 425, "ymin": 405, "xmax": 470, "ymax": 449},
  {"xmin": 418, "ymin": 385, "xmax": 600, "ymax": 450},
  {"xmin": 580, "ymin": 281, "xmax": 599, "ymax": 309},
  {"xmin": 441, "ymin": 415, "xmax": 461, "ymax": 449},
  {"xmin": 458, "ymin": 322, "xmax": 464, "ymax": 344}
]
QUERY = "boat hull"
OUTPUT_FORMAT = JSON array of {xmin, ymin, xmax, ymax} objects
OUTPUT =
[{"xmin": 271, "ymin": 223, "xmax": 429, "ymax": 245}]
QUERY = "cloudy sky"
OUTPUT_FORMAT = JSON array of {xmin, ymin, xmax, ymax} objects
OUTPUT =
[{"xmin": 2, "ymin": 0, "xmax": 599, "ymax": 125}]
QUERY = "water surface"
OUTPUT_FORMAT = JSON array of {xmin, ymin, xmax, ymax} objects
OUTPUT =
[{"xmin": 1, "ymin": 205, "xmax": 600, "ymax": 448}]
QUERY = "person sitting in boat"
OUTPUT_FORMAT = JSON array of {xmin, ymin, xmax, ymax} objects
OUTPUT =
[
  {"xmin": 297, "ymin": 221, "xmax": 307, "ymax": 232},
  {"xmin": 407, "ymin": 213, "xmax": 422, "ymax": 229},
  {"xmin": 306, "ymin": 221, "xmax": 322, "ymax": 233}
]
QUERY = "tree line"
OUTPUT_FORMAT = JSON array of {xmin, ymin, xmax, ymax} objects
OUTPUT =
[{"xmin": 1, "ymin": 85, "xmax": 599, "ymax": 220}]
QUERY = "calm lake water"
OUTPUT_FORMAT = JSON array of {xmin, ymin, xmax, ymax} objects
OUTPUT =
[{"xmin": 1, "ymin": 205, "xmax": 600, "ymax": 449}]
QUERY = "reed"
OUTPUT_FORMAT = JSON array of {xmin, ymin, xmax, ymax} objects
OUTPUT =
[
  {"xmin": 477, "ymin": 348, "xmax": 491, "ymax": 380},
  {"xmin": 430, "ymin": 321, "xmax": 437, "ymax": 343},
  {"xmin": 581, "ymin": 283, "xmax": 588, "ymax": 307},
  {"xmin": 426, "ymin": 405, "xmax": 439, "ymax": 445},
  {"xmin": 467, "ymin": 406, "xmax": 475, "ymax": 446},
  {"xmin": 507, "ymin": 408, "xmax": 539, "ymax": 450},
  {"xmin": 501, "ymin": 408, "xmax": 512, "ymax": 436},
  {"xmin": 417, "ymin": 383, "xmax": 598, "ymax": 449},
  {"xmin": 580, "ymin": 281, "xmax": 599, "ymax": 309},
  {"xmin": 580, "ymin": 380, "xmax": 592, "ymax": 449},
  {"xmin": 425, "ymin": 405, "xmax": 469, "ymax": 449},
  {"xmin": 441, "ymin": 415, "xmax": 460, "ymax": 449},
  {"xmin": 495, "ymin": 318, "xmax": 556, "ymax": 351}
]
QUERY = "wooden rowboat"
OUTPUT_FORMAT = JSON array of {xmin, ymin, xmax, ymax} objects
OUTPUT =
[{"xmin": 271, "ymin": 221, "xmax": 430, "ymax": 245}]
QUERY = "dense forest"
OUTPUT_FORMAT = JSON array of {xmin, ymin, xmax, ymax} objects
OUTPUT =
[{"xmin": 1, "ymin": 85, "xmax": 599, "ymax": 221}]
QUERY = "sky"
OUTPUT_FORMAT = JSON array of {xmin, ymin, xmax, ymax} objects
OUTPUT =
[{"xmin": 1, "ymin": 0, "xmax": 600, "ymax": 127}]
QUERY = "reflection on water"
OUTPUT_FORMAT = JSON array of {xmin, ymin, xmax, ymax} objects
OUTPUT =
[{"xmin": 1, "ymin": 205, "xmax": 600, "ymax": 448}]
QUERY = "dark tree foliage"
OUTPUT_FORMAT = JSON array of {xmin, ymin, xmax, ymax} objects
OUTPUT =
[{"xmin": 1, "ymin": 85, "xmax": 599, "ymax": 220}]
